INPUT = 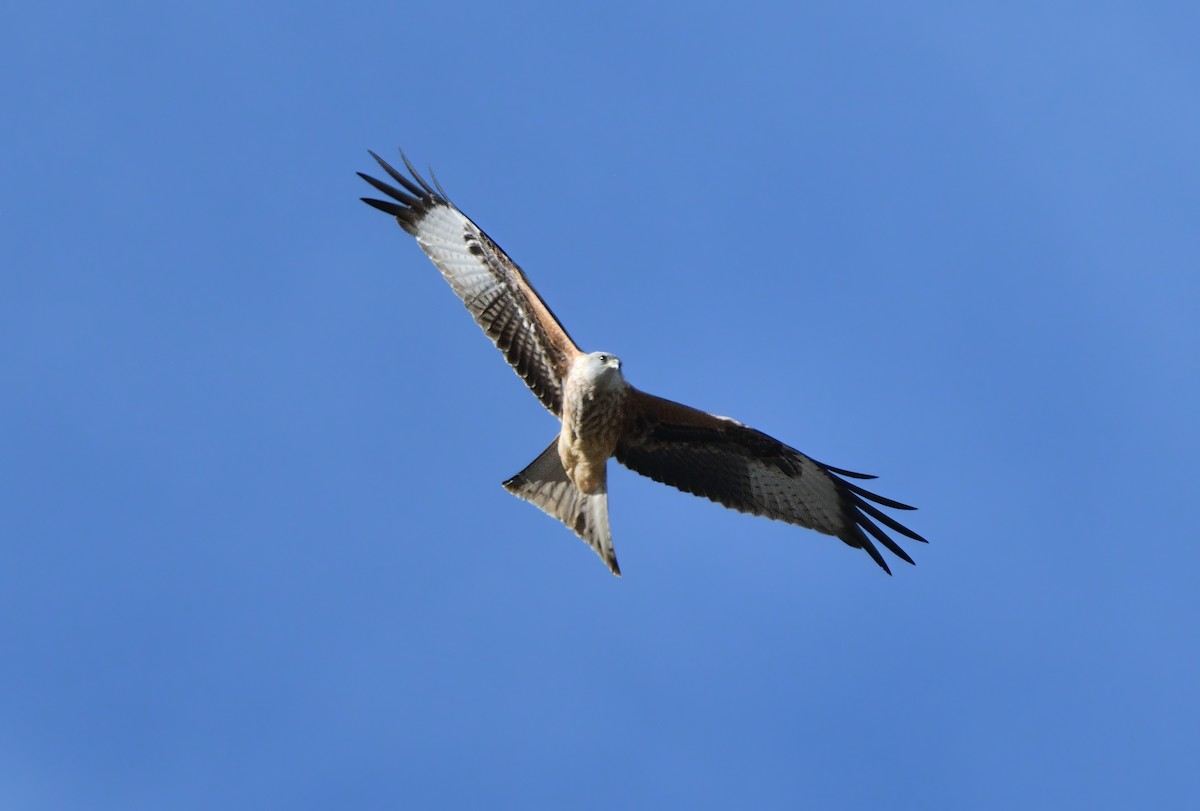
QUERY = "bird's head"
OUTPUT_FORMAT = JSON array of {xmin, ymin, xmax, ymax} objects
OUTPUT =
[{"xmin": 579, "ymin": 351, "xmax": 625, "ymax": 389}]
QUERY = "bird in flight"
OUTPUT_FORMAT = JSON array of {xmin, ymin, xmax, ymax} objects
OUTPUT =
[{"xmin": 359, "ymin": 150, "xmax": 926, "ymax": 576}]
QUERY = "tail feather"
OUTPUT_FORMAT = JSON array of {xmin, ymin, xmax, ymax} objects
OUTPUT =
[{"xmin": 502, "ymin": 438, "xmax": 620, "ymax": 576}]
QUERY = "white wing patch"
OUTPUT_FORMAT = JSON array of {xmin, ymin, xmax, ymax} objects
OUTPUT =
[{"xmin": 408, "ymin": 205, "xmax": 499, "ymax": 306}]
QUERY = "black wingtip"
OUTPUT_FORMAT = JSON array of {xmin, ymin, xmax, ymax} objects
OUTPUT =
[
  {"xmin": 400, "ymin": 151, "xmax": 438, "ymax": 196},
  {"xmin": 858, "ymin": 511, "xmax": 917, "ymax": 565},
  {"xmin": 865, "ymin": 542, "xmax": 893, "ymax": 575},
  {"xmin": 358, "ymin": 171, "xmax": 420, "ymax": 205},
  {"xmin": 361, "ymin": 148, "xmax": 449, "ymax": 206},
  {"xmin": 853, "ymin": 496, "xmax": 929, "ymax": 544},
  {"xmin": 428, "ymin": 167, "xmax": 454, "ymax": 203},
  {"xmin": 819, "ymin": 461, "xmax": 879, "ymax": 480},
  {"xmin": 838, "ymin": 477, "xmax": 919, "ymax": 511},
  {"xmin": 361, "ymin": 197, "xmax": 407, "ymax": 217}
]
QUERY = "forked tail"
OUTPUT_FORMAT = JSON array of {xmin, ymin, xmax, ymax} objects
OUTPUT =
[{"xmin": 502, "ymin": 437, "xmax": 620, "ymax": 575}]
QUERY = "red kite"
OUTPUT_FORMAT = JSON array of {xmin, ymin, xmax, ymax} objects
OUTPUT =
[{"xmin": 360, "ymin": 151, "xmax": 926, "ymax": 575}]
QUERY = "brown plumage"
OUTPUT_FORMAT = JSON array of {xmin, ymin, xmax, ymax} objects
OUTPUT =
[{"xmin": 360, "ymin": 150, "xmax": 927, "ymax": 575}]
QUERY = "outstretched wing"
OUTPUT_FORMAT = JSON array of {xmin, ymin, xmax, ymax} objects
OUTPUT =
[
  {"xmin": 359, "ymin": 150, "xmax": 582, "ymax": 416},
  {"xmin": 616, "ymin": 390, "xmax": 927, "ymax": 574}
]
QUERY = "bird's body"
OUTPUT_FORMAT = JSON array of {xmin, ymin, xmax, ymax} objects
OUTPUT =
[
  {"xmin": 359, "ymin": 150, "xmax": 927, "ymax": 576},
  {"xmin": 560, "ymin": 352, "xmax": 627, "ymax": 495}
]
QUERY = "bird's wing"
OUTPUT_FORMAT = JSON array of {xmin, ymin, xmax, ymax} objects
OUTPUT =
[
  {"xmin": 615, "ymin": 390, "xmax": 926, "ymax": 573},
  {"xmin": 359, "ymin": 150, "xmax": 583, "ymax": 416}
]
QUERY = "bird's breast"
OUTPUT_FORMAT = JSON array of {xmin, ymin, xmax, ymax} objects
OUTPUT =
[
  {"xmin": 564, "ymin": 382, "xmax": 626, "ymax": 449},
  {"xmin": 559, "ymin": 377, "xmax": 628, "ymax": 492}
]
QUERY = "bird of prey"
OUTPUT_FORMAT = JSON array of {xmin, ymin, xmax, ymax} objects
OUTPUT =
[{"xmin": 359, "ymin": 150, "xmax": 927, "ymax": 576}]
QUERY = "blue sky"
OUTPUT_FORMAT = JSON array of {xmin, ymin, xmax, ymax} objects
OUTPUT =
[{"xmin": 3, "ymin": 2, "xmax": 1198, "ymax": 808}]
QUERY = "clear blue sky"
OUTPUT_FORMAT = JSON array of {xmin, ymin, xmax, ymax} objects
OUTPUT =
[{"xmin": 3, "ymin": 2, "xmax": 1198, "ymax": 808}]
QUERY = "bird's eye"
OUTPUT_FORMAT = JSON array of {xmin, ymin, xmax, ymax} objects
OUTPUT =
[{"xmin": 598, "ymin": 354, "xmax": 608, "ymax": 363}]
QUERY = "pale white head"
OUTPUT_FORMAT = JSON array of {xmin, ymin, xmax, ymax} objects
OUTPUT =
[{"xmin": 575, "ymin": 351, "xmax": 625, "ymax": 390}]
